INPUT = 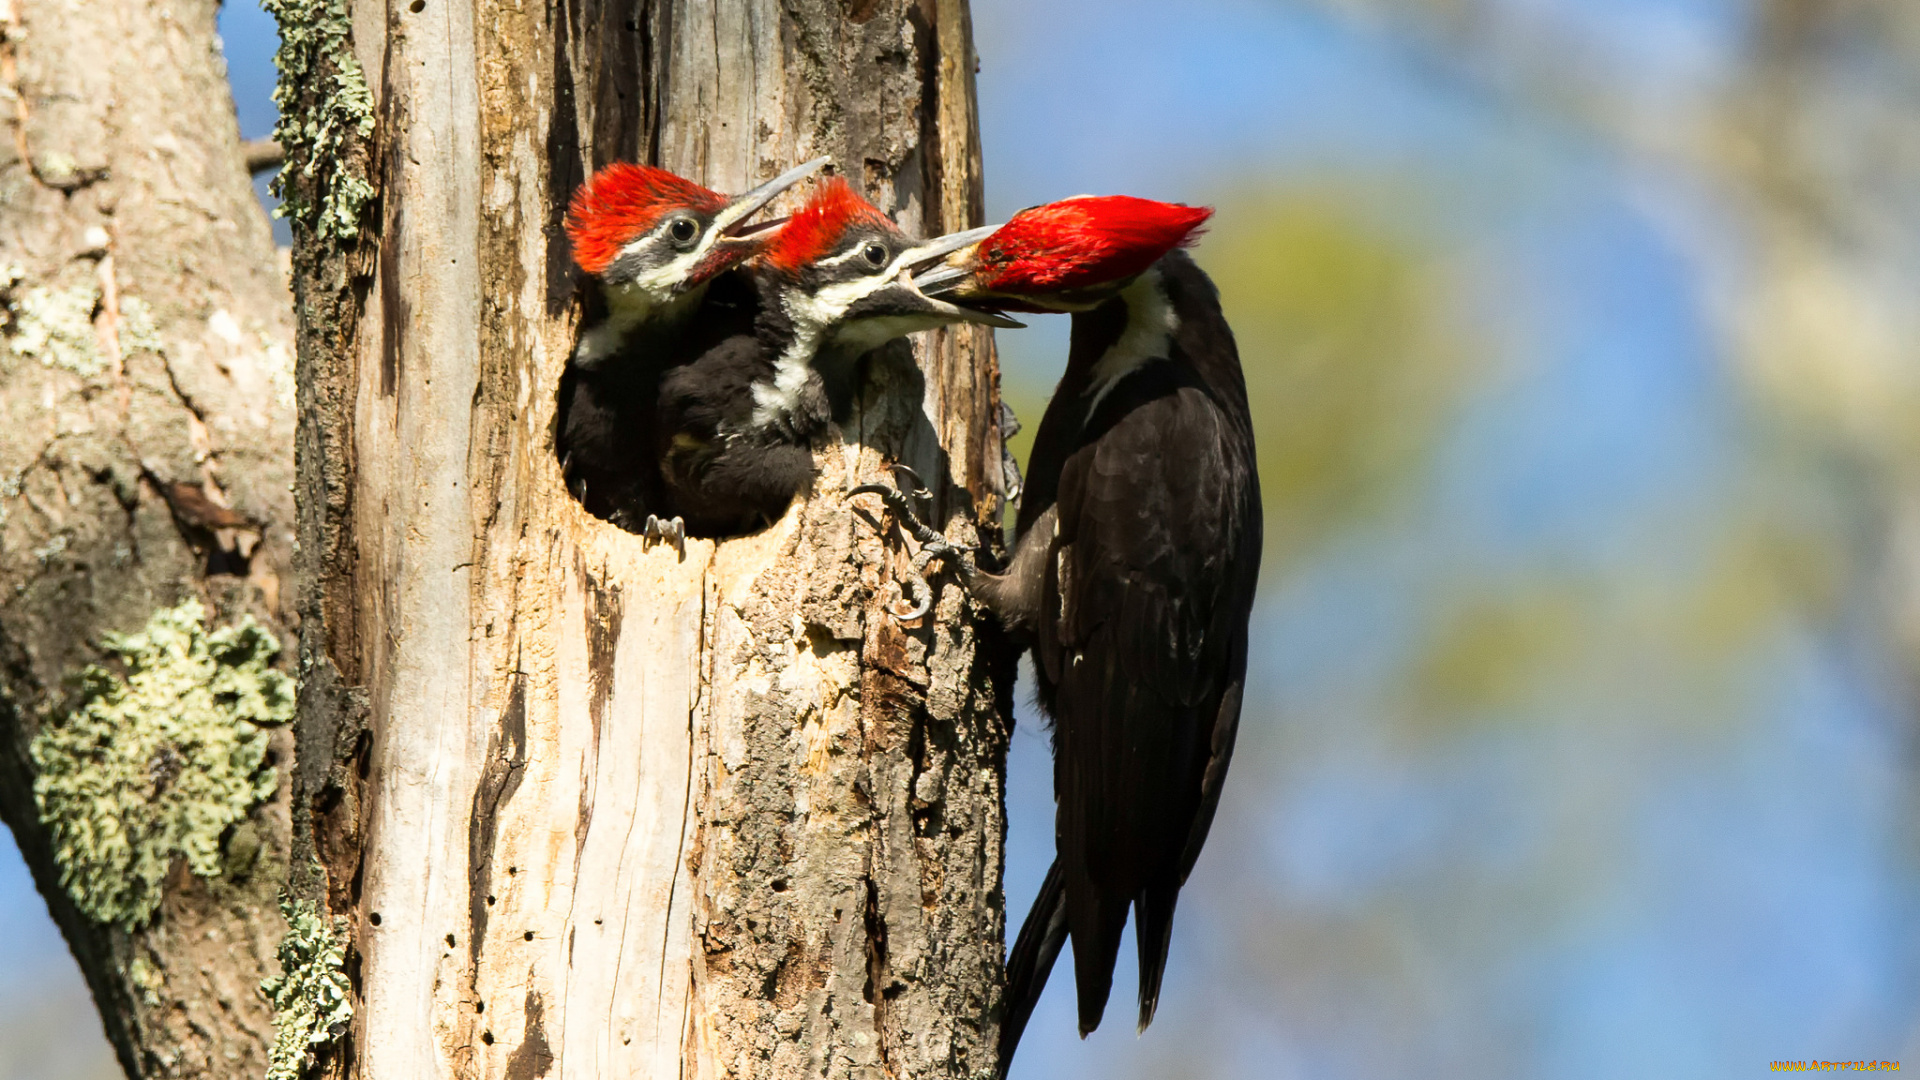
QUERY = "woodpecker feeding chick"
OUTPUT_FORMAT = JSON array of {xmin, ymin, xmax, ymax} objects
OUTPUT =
[
  {"xmin": 556, "ymin": 158, "xmax": 826, "ymax": 539},
  {"xmin": 653, "ymin": 177, "xmax": 1019, "ymax": 537},
  {"xmin": 866, "ymin": 196, "xmax": 1260, "ymax": 1075}
]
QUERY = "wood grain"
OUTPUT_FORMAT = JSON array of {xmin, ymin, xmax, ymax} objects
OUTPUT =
[{"xmin": 292, "ymin": 2, "xmax": 1011, "ymax": 1076}]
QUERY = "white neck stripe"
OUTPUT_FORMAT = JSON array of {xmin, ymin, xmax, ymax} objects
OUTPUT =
[{"xmin": 1084, "ymin": 267, "xmax": 1176, "ymax": 416}]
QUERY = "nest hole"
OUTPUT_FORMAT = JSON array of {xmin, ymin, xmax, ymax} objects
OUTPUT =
[{"xmin": 554, "ymin": 302, "xmax": 808, "ymax": 543}]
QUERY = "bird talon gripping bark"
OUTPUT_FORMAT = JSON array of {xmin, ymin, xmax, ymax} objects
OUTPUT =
[
  {"xmin": 883, "ymin": 567, "xmax": 936, "ymax": 622},
  {"xmin": 850, "ymin": 481, "xmax": 943, "ymax": 549},
  {"xmin": 642, "ymin": 514, "xmax": 686, "ymax": 556},
  {"xmin": 851, "ymin": 479, "xmax": 981, "ymax": 623}
]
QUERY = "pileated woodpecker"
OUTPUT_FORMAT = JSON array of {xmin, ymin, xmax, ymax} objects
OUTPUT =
[
  {"xmin": 652, "ymin": 176, "xmax": 1018, "ymax": 538},
  {"xmin": 557, "ymin": 157, "xmax": 825, "ymax": 536},
  {"xmin": 868, "ymin": 196, "xmax": 1259, "ymax": 1074}
]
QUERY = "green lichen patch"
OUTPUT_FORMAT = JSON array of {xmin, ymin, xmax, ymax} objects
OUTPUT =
[
  {"xmin": 118, "ymin": 296, "xmax": 165, "ymax": 356},
  {"xmin": 262, "ymin": 898, "xmax": 352, "ymax": 1080},
  {"xmin": 31, "ymin": 599, "xmax": 294, "ymax": 928},
  {"xmin": 127, "ymin": 953, "xmax": 164, "ymax": 1007},
  {"xmin": 263, "ymin": 0, "xmax": 374, "ymax": 241},
  {"xmin": 2, "ymin": 264, "xmax": 105, "ymax": 377}
]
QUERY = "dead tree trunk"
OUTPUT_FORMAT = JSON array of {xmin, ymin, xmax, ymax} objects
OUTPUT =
[
  {"xmin": 0, "ymin": 0, "xmax": 297, "ymax": 1076},
  {"xmin": 283, "ymin": 2, "xmax": 1012, "ymax": 1076}
]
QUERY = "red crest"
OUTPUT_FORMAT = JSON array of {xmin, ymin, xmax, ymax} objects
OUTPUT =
[
  {"xmin": 761, "ymin": 177, "xmax": 897, "ymax": 274},
  {"xmin": 565, "ymin": 163, "xmax": 730, "ymax": 275},
  {"xmin": 973, "ymin": 196, "xmax": 1212, "ymax": 295}
]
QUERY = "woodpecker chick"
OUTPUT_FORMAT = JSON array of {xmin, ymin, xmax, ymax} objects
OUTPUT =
[
  {"xmin": 654, "ymin": 177, "xmax": 1018, "ymax": 538},
  {"xmin": 564, "ymin": 157, "xmax": 827, "ymax": 365},
  {"xmin": 873, "ymin": 196, "xmax": 1259, "ymax": 1075},
  {"xmin": 557, "ymin": 159, "xmax": 824, "ymax": 540}
]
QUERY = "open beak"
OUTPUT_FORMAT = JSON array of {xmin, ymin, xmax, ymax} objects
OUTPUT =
[
  {"xmin": 843, "ymin": 273, "xmax": 1025, "ymax": 330},
  {"xmin": 900, "ymin": 226, "xmax": 996, "ymax": 276},
  {"xmin": 871, "ymin": 224, "xmax": 1003, "ymax": 321},
  {"xmin": 911, "ymin": 262, "xmax": 974, "ymax": 297},
  {"xmin": 907, "ymin": 227, "xmax": 995, "ymax": 299},
  {"xmin": 804, "ymin": 223, "xmax": 1021, "ymax": 329},
  {"xmin": 681, "ymin": 156, "xmax": 833, "ymax": 291},
  {"xmin": 713, "ymin": 156, "xmax": 831, "ymax": 238},
  {"xmin": 844, "ymin": 224, "xmax": 1016, "ymax": 328}
]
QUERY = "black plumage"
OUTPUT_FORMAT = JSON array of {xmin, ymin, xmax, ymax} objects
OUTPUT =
[
  {"xmin": 639, "ymin": 184, "xmax": 1015, "ymax": 538},
  {"xmin": 988, "ymin": 249, "xmax": 1261, "ymax": 1069},
  {"xmin": 555, "ymin": 271, "xmax": 761, "ymax": 531},
  {"xmin": 560, "ymin": 167, "xmax": 1012, "ymax": 542},
  {"xmin": 651, "ymin": 281, "xmax": 828, "ymax": 537}
]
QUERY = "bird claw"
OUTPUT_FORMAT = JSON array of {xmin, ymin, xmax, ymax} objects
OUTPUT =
[
  {"xmin": 850, "ymin": 477, "xmax": 956, "ymax": 553},
  {"xmin": 996, "ymin": 403, "xmax": 1024, "ymax": 504},
  {"xmin": 884, "ymin": 463, "xmax": 935, "ymax": 502},
  {"xmin": 884, "ymin": 569, "xmax": 936, "ymax": 622},
  {"xmin": 560, "ymin": 454, "xmax": 589, "ymax": 503},
  {"xmin": 1000, "ymin": 443, "xmax": 1024, "ymax": 506},
  {"xmin": 851, "ymin": 473, "xmax": 978, "ymax": 623},
  {"xmin": 643, "ymin": 514, "xmax": 686, "ymax": 557}
]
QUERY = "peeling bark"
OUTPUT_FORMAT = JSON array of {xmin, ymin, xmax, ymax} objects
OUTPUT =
[
  {"xmin": 0, "ymin": 0, "xmax": 296, "ymax": 1076},
  {"xmin": 286, "ymin": 1, "xmax": 1011, "ymax": 1077}
]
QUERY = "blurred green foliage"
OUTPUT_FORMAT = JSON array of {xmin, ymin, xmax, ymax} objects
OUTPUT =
[
  {"xmin": 1397, "ymin": 486, "xmax": 1848, "ymax": 742},
  {"xmin": 1200, "ymin": 185, "xmax": 1477, "ymax": 573}
]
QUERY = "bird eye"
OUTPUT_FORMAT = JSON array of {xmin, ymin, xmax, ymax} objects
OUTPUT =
[
  {"xmin": 669, "ymin": 218, "xmax": 698, "ymax": 245},
  {"xmin": 863, "ymin": 243, "xmax": 888, "ymax": 267}
]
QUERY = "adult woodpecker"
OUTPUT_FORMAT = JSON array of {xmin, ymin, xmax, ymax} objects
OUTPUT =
[
  {"xmin": 866, "ymin": 196, "xmax": 1259, "ymax": 1074},
  {"xmin": 556, "ymin": 157, "xmax": 826, "ymax": 537},
  {"xmin": 651, "ymin": 176, "xmax": 1019, "ymax": 538}
]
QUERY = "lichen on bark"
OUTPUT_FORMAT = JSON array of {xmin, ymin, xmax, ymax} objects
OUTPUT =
[
  {"xmin": 261, "ymin": 0, "xmax": 373, "ymax": 240},
  {"xmin": 30, "ymin": 598, "xmax": 295, "ymax": 929},
  {"xmin": 261, "ymin": 897, "xmax": 352, "ymax": 1080},
  {"xmin": 0, "ymin": 262, "xmax": 105, "ymax": 377}
]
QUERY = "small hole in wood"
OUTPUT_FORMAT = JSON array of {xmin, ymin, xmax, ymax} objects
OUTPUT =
[
  {"xmin": 481, "ymin": 1031, "xmax": 494, "ymax": 1046},
  {"xmin": 368, "ymin": 912, "xmax": 382, "ymax": 926},
  {"xmin": 770, "ymin": 879, "xmax": 788, "ymax": 892},
  {"xmin": 524, "ymin": 930, "xmax": 534, "ymax": 941},
  {"xmin": 409, "ymin": 0, "xmax": 424, "ymax": 9},
  {"xmin": 486, "ymin": 895, "xmax": 496, "ymax": 906},
  {"xmin": 475, "ymin": 1001, "xmax": 485, "ymax": 1014},
  {"xmin": 446, "ymin": 933, "xmax": 457, "ymax": 948}
]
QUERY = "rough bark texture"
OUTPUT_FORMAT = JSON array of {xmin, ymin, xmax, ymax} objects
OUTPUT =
[
  {"xmin": 286, "ymin": 2, "xmax": 1011, "ymax": 1077},
  {"xmin": 0, "ymin": 0, "xmax": 297, "ymax": 1076}
]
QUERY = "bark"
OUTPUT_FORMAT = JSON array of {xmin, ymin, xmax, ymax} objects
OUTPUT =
[
  {"xmin": 285, "ymin": 2, "xmax": 1012, "ymax": 1077},
  {"xmin": 0, "ymin": 0, "xmax": 297, "ymax": 1076}
]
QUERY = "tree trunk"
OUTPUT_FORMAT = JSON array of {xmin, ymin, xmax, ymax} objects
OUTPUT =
[
  {"xmin": 0, "ymin": 0, "xmax": 297, "ymax": 1076},
  {"xmin": 283, "ymin": 2, "xmax": 1011, "ymax": 1077}
]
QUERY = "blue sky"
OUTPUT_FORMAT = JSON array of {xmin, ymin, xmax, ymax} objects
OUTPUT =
[{"xmin": 5, "ymin": 3, "xmax": 1913, "ymax": 1078}]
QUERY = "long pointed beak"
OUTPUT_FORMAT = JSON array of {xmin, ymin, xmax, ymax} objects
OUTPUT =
[
  {"xmin": 679, "ymin": 157, "xmax": 833, "ymax": 293},
  {"xmin": 712, "ymin": 156, "xmax": 831, "ymax": 236},
  {"xmin": 912, "ymin": 263, "xmax": 972, "ymax": 296},
  {"xmin": 848, "ymin": 273, "xmax": 1024, "ymax": 330},
  {"xmin": 897, "ymin": 224, "xmax": 1000, "ymax": 272},
  {"xmin": 932, "ymin": 296, "xmax": 1025, "ymax": 329}
]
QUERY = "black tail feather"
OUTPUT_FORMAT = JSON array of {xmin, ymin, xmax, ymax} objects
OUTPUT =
[
  {"xmin": 995, "ymin": 861, "xmax": 1069, "ymax": 1080},
  {"xmin": 1133, "ymin": 879, "xmax": 1180, "ymax": 1032},
  {"xmin": 1067, "ymin": 875, "xmax": 1130, "ymax": 1039}
]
